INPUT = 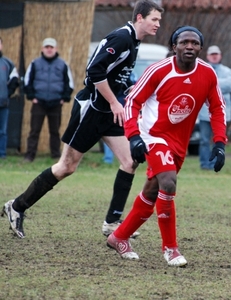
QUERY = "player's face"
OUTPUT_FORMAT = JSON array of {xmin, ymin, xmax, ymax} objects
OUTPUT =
[
  {"xmin": 173, "ymin": 31, "xmax": 202, "ymax": 65},
  {"xmin": 137, "ymin": 9, "xmax": 162, "ymax": 39}
]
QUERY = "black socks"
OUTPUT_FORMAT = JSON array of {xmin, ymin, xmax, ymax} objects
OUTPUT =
[
  {"xmin": 12, "ymin": 167, "xmax": 59, "ymax": 212},
  {"xmin": 105, "ymin": 169, "xmax": 134, "ymax": 223}
]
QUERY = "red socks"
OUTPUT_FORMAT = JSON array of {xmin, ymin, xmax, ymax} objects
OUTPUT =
[
  {"xmin": 113, "ymin": 189, "xmax": 178, "ymax": 251},
  {"xmin": 114, "ymin": 192, "xmax": 155, "ymax": 239},
  {"xmin": 155, "ymin": 190, "xmax": 177, "ymax": 251}
]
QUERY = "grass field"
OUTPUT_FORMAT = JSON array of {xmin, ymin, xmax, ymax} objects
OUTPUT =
[{"xmin": 0, "ymin": 148, "xmax": 231, "ymax": 300}]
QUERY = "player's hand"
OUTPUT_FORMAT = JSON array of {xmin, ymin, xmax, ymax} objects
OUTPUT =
[
  {"xmin": 209, "ymin": 142, "xmax": 225, "ymax": 172},
  {"xmin": 129, "ymin": 135, "xmax": 148, "ymax": 163},
  {"xmin": 110, "ymin": 101, "xmax": 124, "ymax": 126}
]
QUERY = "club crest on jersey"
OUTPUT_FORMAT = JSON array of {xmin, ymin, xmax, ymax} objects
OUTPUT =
[
  {"xmin": 168, "ymin": 94, "xmax": 195, "ymax": 124},
  {"xmin": 106, "ymin": 47, "xmax": 115, "ymax": 54}
]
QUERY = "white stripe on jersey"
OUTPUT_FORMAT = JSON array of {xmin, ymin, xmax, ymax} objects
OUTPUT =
[
  {"xmin": 128, "ymin": 57, "xmax": 172, "ymax": 100},
  {"xmin": 107, "ymin": 50, "xmax": 130, "ymax": 74},
  {"xmin": 125, "ymin": 58, "xmax": 174, "ymax": 121}
]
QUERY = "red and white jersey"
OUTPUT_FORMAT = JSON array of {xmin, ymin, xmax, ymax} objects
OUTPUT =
[{"xmin": 124, "ymin": 56, "xmax": 227, "ymax": 157}]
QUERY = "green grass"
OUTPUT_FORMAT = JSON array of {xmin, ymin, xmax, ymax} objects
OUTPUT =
[{"xmin": 0, "ymin": 147, "xmax": 231, "ymax": 300}]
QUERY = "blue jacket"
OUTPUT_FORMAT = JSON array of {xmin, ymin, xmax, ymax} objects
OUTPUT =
[
  {"xmin": 199, "ymin": 62, "xmax": 231, "ymax": 122},
  {"xmin": 24, "ymin": 53, "xmax": 74, "ymax": 107},
  {"xmin": 0, "ymin": 52, "xmax": 19, "ymax": 107}
]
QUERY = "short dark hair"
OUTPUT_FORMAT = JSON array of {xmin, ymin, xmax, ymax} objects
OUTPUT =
[{"xmin": 132, "ymin": 0, "xmax": 164, "ymax": 23}]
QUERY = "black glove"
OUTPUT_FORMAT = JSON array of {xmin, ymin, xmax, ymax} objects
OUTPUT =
[
  {"xmin": 129, "ymin": 135, "xmax": 148, "ymax": 164},
  {"xmin": 209, "ymin": 142, "xmax": 225, "ymax": 172}
]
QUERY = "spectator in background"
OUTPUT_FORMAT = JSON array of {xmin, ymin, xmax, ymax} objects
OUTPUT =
[
  {"xmin": 199, "ymin": 45, "xmax": 231, "ymax": 170},
  {"xmin": 0, "ymin": 37, "xmax": 19, "ymax": 159},
  {"xmin": 103, "ymin": 142, "xmax": 114, "ymax": 164},
  {"xmin": 24, "ymin": 37, "xmax": 74, "ymax": 162}
]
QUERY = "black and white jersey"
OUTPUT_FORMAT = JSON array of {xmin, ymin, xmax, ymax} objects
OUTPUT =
[{"xmin": 84, "ymin": 22, "xmax": 140, "ymax": 112}]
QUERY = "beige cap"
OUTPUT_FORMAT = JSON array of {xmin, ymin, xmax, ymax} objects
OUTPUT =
[
  {"xmin": 42, "ymin": 37, "xmax": 57, "ymax": 47},
  {"xmin": 207, "ymin": 45, "xmax": 221, "ymax": 55}
]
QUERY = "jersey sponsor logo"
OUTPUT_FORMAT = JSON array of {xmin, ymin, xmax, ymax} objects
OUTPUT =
[
  {"xmin": 183, "ymin": 77, "xmax": 191, "ymax": 84},
  {"xmin": 122, "ymin": 66, "xmax": 134, "ymax": 72},
  {"xmin": 168, "ymin": 94, "xmax": 195, "ymax": 124},
  {"xmin": 106, "ymin": 47, "xmax": 115, "ymax": 54}
]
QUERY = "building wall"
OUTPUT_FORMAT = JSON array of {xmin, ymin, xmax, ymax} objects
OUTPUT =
[{"xmin": 92, "ymin": 7, "xmax": 231, "ymax": 67}]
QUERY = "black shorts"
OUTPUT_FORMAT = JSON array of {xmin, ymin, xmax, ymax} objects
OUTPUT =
[{"xmin": 62, "ymin": 99, "xmax": 124, "ymax": 153}]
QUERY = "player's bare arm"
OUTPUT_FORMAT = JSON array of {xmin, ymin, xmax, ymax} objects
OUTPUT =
[{"xmin": 94, "ymin": 81, "xmax": 124, "ymax": 126}]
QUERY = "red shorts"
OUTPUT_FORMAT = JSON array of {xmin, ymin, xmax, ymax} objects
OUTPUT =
[{"xmin": 145, "ymin": 143, "xmax": 184, "ymax": 179}]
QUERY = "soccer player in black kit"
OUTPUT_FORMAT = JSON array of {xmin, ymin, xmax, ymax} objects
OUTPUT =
[{"xmin": 2, "ymin": 0, "xmax": 164, "ymax": 239}]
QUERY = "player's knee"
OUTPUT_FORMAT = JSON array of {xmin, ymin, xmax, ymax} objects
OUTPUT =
[
  {"xmin": 143, "ymin": 190, "xmax": 158, "ymax": 202},
  {"xmin": 157, "ymin": 172, "xmax": 176, "ymax": 194},
  {"xmin": 53, "ymin": 162, "xmax": 76, "ymax": 180},
  {"xmin": 120, "ymin": 158, "xmax": 136, "ymax": 173},
  {"xmin": 160, "ymin": 181, "xmax": 176, "ymax": 194}
]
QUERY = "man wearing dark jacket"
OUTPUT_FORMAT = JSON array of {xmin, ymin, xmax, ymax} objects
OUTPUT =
[
  {"xmin": 24, "ymin": 37, "xmax": 74, "ymax": 161},
  {"xmin": 0, "ymin": 37, "xmax": 19, "ymax": 159}
]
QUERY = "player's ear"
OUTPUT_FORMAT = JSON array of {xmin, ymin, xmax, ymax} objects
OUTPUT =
[{"xmin": 172, "ymin": 44, "xmax": 177, "ymax": 53}]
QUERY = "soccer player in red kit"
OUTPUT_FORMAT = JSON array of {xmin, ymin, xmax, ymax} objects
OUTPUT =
[{"xmin": 107, "ymin": 26, "xmax": 227, "ymax": 267}]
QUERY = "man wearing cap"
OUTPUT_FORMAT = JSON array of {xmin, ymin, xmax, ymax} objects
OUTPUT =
[
  {"xmin": 24, "ymin": 37, "xmax": 74, "ymax": 162},
  {"xmin": 199, "ymin": 45, "xmax": 231, "ymax": 170}
]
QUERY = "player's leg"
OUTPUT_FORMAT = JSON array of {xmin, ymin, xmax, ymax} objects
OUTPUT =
[
  {"xmin": 107, "ymin": 177, "xmax": 157, "ymax": 259},
  {"xmin": 101, "ymin": 135, "xmax": 140, "ymax": 238},
  {"xmin": 155, "ymin": 171, "xmax": 187, "ymax": 266},
  {"xmin": 107, "ymin": 143, "xmax": 187, "ymax": 266},
  {"xmin": 2, "ymin": 99, "xmax": 93, "ymax": 239},
  {"xmin": 151, "ymin": 145, "xmax": 187, "ymax": 267},
  {"xmin": 1, "ymin": 143, "xmax": 83, "ymax": 238}
]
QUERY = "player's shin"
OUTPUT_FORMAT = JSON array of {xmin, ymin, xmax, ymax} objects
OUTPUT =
[
  {"xmin": 12, "ymin": 167, "xmax": 59, "ymax": 212},
  {"xmin": 155, "ymin": 190, "xmax": 177, "ymax": 251},
  {"xmin": 114, "ymin": 192, "xmax": 155, "ymax": 239},
  {"xmin": 105, "ymin": 169, "xmax": 134, "ymax": 223}
]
